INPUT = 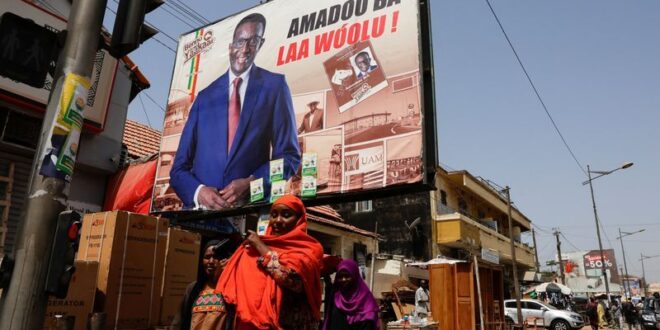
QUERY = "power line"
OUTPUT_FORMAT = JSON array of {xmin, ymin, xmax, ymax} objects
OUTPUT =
[
  {"xmin": 137, "ymin": 94, "xmax": 153, "ymax": 128},
  {"xmin": 109, "ymin": 0, "xmax": 178, "ymax": 45},
  {"xmin": 151, "ymin": 38, "xmax": 177, "ymax": 53},
  {"xmin": 145, "ymin": 21, "xmax": 178, "ymax": 43},
  {"xmin": 560, "ymin": 232, "xmax": 581, "ymax": 251},
  {"xmin": 484, "ymin": 0, "xmax": 588, "ymax": 177},
  {"xmin": 159, "ymin": 4, "xmax": 197, "ymax": 29},
  {"xmin": 106, "ymin": 4, "xmax": 177, "ymax": 53},
  {"xmin": 170, "ymin": 0, "xmax": 210, "ymax": 24},
  {"xmin": 142, "ymin": 92, "xmax": 166, "ymax": 113},
  {"xmin": 165, "ymin": 1, "xmax": 208, "ymax": 26},
  {"xmin": 598, "ymin": 215, "xmax": 614, "ymax": 249}
]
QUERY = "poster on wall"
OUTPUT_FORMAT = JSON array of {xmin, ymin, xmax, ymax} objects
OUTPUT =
[{"xmin": 152, "ymin": 0, "xmax": 432, "ymax": 212}]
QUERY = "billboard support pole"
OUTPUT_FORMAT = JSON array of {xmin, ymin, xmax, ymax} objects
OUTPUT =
[{"xmin": 0, "ymin": 1, "xmax": 107, "ymax": 328}]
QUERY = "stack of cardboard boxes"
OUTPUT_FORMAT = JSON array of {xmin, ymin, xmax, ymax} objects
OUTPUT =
[{"xmin": 45, "ymin": 211, "xmax": 201, "ymax": 330}]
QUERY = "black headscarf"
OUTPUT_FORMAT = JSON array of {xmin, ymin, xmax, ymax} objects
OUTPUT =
[{"xmin": 176, "ymin": 239, "xmax": 235, "ymax": 330}]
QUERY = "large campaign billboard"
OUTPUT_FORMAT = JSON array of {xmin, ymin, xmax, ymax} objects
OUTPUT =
[{"xmin": 152, "ymin": 0, "xmax": 435, "ymax": 212}]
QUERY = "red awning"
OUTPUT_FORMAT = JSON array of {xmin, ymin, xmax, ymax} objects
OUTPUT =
[{"xmin": 103, "ymin": 159, "xmax": 157, "ymax": 214}]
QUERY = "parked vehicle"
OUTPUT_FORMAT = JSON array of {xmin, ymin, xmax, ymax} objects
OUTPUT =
[
  {"xmin": 504, "ymin": 299, "xmax": 584, "ymax": 330},
  {"xmin": 642, "ymin": 297, "xmax": 660, "ymax": 330}
]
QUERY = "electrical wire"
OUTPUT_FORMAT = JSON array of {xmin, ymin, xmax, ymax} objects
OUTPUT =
[
  {"xmin": 484, "ymin": 0, "xmax": 588, "ymax": 177},
  {"xmin": 170, "ymin": 0, "xmax": 211, "ymax": 24},
  {"xmin": 165, "ymin": 1, "xmax": 208, "ymax": 26},
  {"xmin": 106, "ymin": 5, "xmax": 176, "ymax": 54},
  {"xmin": 143, "ymin": 92, "xmax": 166, "ymax": 113},
  {"xmin": 137, "ymin": 94, "xmax": 153, "ymax": 128},
  {"xmin": 560, "ymin": 232, "xmax": 581, "ymax": 251},
  {"xmin": 150, "ymin": 38, "xmax": 177, "ymax": 53},
  {"xmin": 109, "ymin": 0, "xmax": 179, "ymax": 47},
  {"xmin": 598, "ymin": 215, "xmax": 614, "ymax": 249},
  {"xmin": 159, "ymin": 5, "xmax": 197, "ymax": 29}
]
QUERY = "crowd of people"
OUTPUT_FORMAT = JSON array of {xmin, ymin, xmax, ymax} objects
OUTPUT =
[
  {"xmin": 173, "ymin": 195, "xmax": 382, "ymax": 330},
  {"xmin": 585, "ymin": 294, "xmax": 657, "ymax": 330}
]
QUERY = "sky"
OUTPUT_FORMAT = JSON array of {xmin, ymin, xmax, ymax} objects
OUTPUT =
[{"xmin": 104, "ymin": 0, "xmax": 660, "ymax": 282}]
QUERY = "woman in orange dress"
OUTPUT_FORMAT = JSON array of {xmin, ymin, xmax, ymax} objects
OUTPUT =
[{"xmin": 217, "ymin": 195, "xmax": 324, "ymax": 330}]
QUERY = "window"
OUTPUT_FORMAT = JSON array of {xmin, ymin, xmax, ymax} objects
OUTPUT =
[
  {"xmin": 440, "ymin": 190, "xmax": 447, "ymax": 206},
  {"xmin": 477, "ymin": 210, "xmax": 485, "ymax": 219},
  {"xmin": 505, "ymin": 301, "xmax": 516, "ymax": 308},
  {"xmin": 2, "ymin": 111, "xmax": 41, "ymax": 149},
  {"xmin": 524, "ymin": 302, "xmax": 543, "ymax": 310},
  {"xmin": 458, "ymin": 197, "xmax": 468, "ymax": 214},
  {"xmin": 355, "ymin": 200, "xmax": 373, "ymax": 213}
]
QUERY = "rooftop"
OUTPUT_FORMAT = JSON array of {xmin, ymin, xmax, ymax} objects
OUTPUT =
[{"xmin": 123, "ymin": 120, "xmax": 161, "ymax": 159}]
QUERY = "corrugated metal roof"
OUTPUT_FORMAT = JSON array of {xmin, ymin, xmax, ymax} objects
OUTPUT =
[
  {"xmin": 307, "ymin": 205, "xmax": 344, "ymax": 222},
  {"xmin": 123, "ymin": 120, "xmax": 162, "ymax": 159},
  {"xmin": 307, "ymin": 206, "xmax": 378, "ymax": 238}
]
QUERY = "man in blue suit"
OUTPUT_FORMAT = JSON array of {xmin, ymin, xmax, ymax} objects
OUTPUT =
[{"xmin": 171, "ymin": 13, "xmax": 300, "ymax": 210}]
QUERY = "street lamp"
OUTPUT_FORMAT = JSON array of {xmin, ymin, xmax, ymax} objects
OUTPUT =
[
  {"xmin": 616, "ymin": 228, "xmax": 645, "ymax": 298},
  {"xmin": 640, "ymin": 254, "xmax": 660, "ymax": 297},
  {"xmin": 582, "ymin": 162, "xmax": 634, "ymax": 302}
]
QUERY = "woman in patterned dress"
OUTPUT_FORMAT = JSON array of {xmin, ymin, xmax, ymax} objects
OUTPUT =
[
  {"xmin": 217, "ymin": 195, "xmax": 324, "ymax": 330},
  {"xmin": 173, "ymin": 239, "xmax": 234, "ymax": 330}
]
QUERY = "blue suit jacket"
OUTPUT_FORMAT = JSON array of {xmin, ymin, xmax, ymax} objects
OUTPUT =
[{"xmin": 170, "ymin": 66, "xmax": 301, "ymax": 208}]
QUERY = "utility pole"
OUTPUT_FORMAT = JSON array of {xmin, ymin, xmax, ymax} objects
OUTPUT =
[
  {"xmin": 532, "ymin": 228, "xmax": 540, "ymax": 272},
  {"xmin": 0, "ymin": 1, "xmax": 108, "ymax": 328},
  {"xmin": 619, "ymin": 228, "xmax": 631, "ymax": 299},
  {"xmin": 553, "ymin": 229, "xmax": 565, "ymax": 285},
  {"xmin": 504, "ymin": 187, "xmax": 522, "ymax": 327},
  {"xmin": 586, "ymin": 164, "xmax": 611, "ymax": 302},
  {"xmin": 638, "ymin": 254, "xmax": 660, "ymax": 297},
  {"xmin": 640, "ymin": 253, "xmax": 646, "ymax": 297}
]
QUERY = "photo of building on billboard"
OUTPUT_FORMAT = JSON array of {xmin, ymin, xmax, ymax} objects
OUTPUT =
[{"xmin": 152, "ymin": 0, "xmax": 431, "ymax": 212}]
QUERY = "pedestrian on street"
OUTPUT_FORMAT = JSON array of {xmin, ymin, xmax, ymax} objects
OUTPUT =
[
  {"xmin": 597, "ymin": 299, "xmax": 608, "ymax": 328},
  {"xmin": 611, "ymin": 299, "xmax": 622, "ymax": 329},
  {"xmin": 621, "ymin": 298, "xmax": 638, "ymax": 330},
  {"xmin": 217, "ymin": 195, "xmax": 324, "ymax": 330},
  {"xmin": 586, "ymin": 296, "xmax": 599, "ymax": 330},
  {"xmin": 321, "ymin": 259, "xmax": 380, "ymax": 330},
  {"xmin": 414, "ymin": 280, "xmax": 431, "ymax": 319},
  {"xmin": 172, "ymin": 239, "xmax": 234, "ymax": 330}
]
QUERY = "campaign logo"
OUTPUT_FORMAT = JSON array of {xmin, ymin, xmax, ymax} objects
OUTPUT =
[{"xmin": 184, "ymin": 30, "xmax": 216, "ymax": 64}]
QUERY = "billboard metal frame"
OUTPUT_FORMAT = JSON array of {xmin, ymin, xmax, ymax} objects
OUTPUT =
[{"xmin": 153, "ymin": 0, "xmax": 438, "ymax": 220}]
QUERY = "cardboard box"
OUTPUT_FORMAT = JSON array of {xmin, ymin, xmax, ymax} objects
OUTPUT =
[
  {"xmin": 159, "ymin": 227, "xmax": 201, "ymax": 325},
  {"xmin": 77, "ymin": 211, "xmax": 168, "ymax": 329},
  {"xmin": 44, "ymin": 261, "xmax": 99, "ymax": 330}
]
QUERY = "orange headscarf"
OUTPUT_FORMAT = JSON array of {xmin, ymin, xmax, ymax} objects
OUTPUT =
[{"xmin": 216, "ymin": 195, "xmax": 323, "ymax": 329}]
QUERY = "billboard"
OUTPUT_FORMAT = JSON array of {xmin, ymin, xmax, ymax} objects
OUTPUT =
[
  {"xmin": 152, "ymin": 0, "xmax": 435, "ymax": 212},
  {"xmin": 583, "ymin": 249, "xmax": 620, "ymax": 283},
  {"xmin": 622, "ymin": 278, "xmax": 641, "ymax": 297}
]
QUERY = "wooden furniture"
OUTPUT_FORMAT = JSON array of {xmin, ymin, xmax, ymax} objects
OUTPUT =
[{"xmin": 429, "ymin": 261, "xmax": 505, "ymax": 330}]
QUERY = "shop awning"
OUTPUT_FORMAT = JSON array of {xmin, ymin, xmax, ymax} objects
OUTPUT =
[{"xmin": 103, "ymin": 158, "xmax": 157, "ymax": 214}]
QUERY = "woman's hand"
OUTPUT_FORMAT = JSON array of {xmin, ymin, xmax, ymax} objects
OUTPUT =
[{"xmin": 245, "ymin": 230, "xmax": 270, "ymax": 256}]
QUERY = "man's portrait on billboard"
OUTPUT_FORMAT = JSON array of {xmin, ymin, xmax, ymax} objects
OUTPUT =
[{"xmin": 170, "ymin": 13, "xmax": 301, "ymax": 210}]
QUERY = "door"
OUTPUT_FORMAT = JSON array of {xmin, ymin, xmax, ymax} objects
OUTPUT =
[{"xmin": 523, "ymin": 301, "xmax": 547, "ymax": 327}]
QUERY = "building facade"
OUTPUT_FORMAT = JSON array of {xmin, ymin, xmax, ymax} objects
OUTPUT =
[
  {"xmin": 335, "ymin": 166, "xmax": 537, "ymax": 297},
  {"xmin": 0, "ymin": 0, "xmax": 149, "ymax": 256}
]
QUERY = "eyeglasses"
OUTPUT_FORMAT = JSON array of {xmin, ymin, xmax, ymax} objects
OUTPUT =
[{"xmin": 231, "ymin": 36, "xmax": 263, "ymax": 49}]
